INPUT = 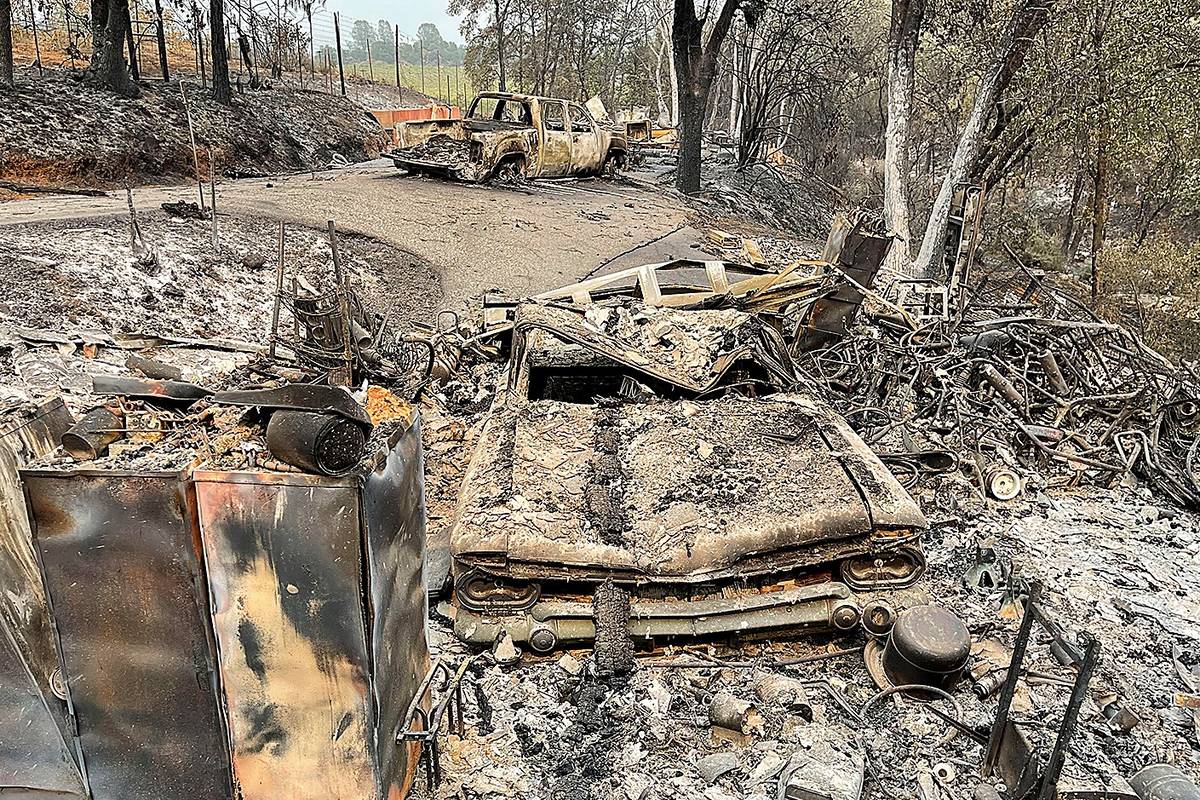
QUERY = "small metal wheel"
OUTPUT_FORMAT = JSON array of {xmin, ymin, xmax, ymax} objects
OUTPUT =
[{"xmin": 985, "ymin": 467, "xmax": 1022, "ymax": 501}]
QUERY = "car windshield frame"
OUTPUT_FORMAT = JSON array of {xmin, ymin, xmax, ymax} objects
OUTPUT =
[{"xmin": 467, "ymin": 96, "xmax": 533, "ymax": 125}]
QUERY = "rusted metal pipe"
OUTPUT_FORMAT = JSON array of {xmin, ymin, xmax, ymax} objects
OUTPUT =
[
  {"xmin": 60, "ymin": 407, "xmax": 125, "ymax": 460},
  {"xmin": 1040, "ymin": 350, "xmax": 1069, "ymax": 396},
  {"xmin": 981, "ymin": 363, "xmax": 1027, "ymax": 416}
]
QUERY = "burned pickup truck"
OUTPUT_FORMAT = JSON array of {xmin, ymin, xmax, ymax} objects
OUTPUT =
[
  {"xmin": 391, "ymin": 92, "xmax": 628, "ymax": 182},
  {"xmin": 447, "ymin": 231, "xmax": 927, "ymax": 656}
]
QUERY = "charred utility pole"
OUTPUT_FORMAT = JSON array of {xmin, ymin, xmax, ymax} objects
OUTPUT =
[
  {"xmin": 333, "ymin": 12, "xmax": 345, "ymax": 95},
  {"xmin": 394, "ymin": 23, "xmax": 400, "ymax": 95},
  {"xmin": 210, "ymin": 0, "xmax": 231, "ymax": 103},
  {"xmin": 0, "ymin": 0, "xmax": 14, "ymax": 87},
  {"xmin": 153, "ymin": 0, "xmax": 169, "ymax": 80}
]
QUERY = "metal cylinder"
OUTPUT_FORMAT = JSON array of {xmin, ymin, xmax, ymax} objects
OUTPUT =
[
  {"xmin": 1130, "ymin": 765, "xmax": 1200, "ymax": 800},
  {"xmin": 862, "ymin": 599, "xmax": 897, "ymax": 638},
  {"xmin": 882, "ymin": 605, "xmax": 970, "ymax": 691},
  {"xmin": 1040, "ymin": 350, "xmax": 1069, "ymax": 396},
  {"xmin": 973, "ymin": 670, "xmax": 1007, "ymax": 698},
  {"xmin": 265, "ymin": 411, "xmax": 366, "ymax": 476},
  {"xmin": 60, "ymin": 406, "xmax": 125, "ymax": 460},
  {"xmin": 985, "ymin": 466, "xmax": 1022, "ymax": 501},
  {"xmin": 981, "ymin": 364, "xmax": 1027, "ymax": 412}
]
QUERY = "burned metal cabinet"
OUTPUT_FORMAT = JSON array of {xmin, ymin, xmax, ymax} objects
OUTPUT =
[
  {"xmin": 0, "ymin": 399, "xmax": 87, "ymax": 799},
  {"xmin": 21, "ymin": 470, "xmax": 231, "ymax": 800},
  {"xmin": 192, "ymin": 419, "xmax": 429, "ymax": 800}
]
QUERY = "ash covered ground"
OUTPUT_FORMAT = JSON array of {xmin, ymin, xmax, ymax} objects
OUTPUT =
[
  {"xmin": 0, "ymin": 73, "xmax": 390, "ymax": 190},
  {"xmin": 0, "ymin": 211, "xmax": 441, "ymax": 406}
]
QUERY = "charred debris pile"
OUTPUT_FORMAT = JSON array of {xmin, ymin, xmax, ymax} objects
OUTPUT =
[
  {"xmin": 404, "ymin": 209, "xmax": 1200, "ymax": 800},
  {"xmin": 13, "ymin": 220, "xmax": 426, "ymax": 477},
  {"xmin": 797, "ymin": 251, "xmax": 1200, "ymax": 513},
  {"xmin": 1, "ymin": 204, "xmax": 1198, "ymax": 800}
]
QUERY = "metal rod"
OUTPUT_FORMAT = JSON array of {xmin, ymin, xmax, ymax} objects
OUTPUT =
[
  {"xmin": 209, "ymin": 157, "xmax": 218, "ymax": 248},
  {"xmin": 983, "ymin": 582, "xmax": 1040, "ymax": 776},
  {"xmin": 179, "ymin": 81, "xmax": 206, "ymax": 210},
  {"xmin": 269, "ymin": 221, "xmax": 286, "ymax": 358},
  {"xmin": 326, "ymin": 220, "xmax": 354, "ymax": 384},
  {"xmin": 1036, "ymin": 636, "xmax": 1100, "ymax": 800},
  {"xmin": 29, "ymin": 0, "xmax": 43, "ymax": 76}
]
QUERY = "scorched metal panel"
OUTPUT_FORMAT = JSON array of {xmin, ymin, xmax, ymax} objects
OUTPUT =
[
  {"xmin": 361, "ymin": 419, "xmax": 430, "ymax": 797},
  {"xmin": 23, "ymin": 471, "xmax": 230, "ymax": 800},
  {"xmin": 193, "ymin": 471, "xmax": 379, "ymax": 800}
]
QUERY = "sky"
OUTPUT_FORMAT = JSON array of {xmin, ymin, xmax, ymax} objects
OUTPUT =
[{"xmin": 323, "ymin": 0, "xmax": 466, "ymax": 42}]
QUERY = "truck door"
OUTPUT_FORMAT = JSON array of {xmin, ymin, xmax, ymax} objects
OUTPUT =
[
  {"xmin": 538, "ymin": 101, "xmax": 573, "ymax": 177},
  {"xmin": 567, "ymin": 104, "xmax": 604, "ymax": 175}
]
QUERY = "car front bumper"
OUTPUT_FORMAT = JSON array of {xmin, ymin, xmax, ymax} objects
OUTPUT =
[{"xmin": 450, "ymin": 580, "xmax": 862, "ymax": 653}]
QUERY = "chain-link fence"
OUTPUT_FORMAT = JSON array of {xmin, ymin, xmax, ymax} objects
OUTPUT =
[{"xmin": 5, "ymin": 0, "xmax": 472, "ymax": 108}]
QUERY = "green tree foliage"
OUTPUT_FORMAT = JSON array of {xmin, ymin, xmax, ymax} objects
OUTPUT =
[{"xmin": 451, "ymin": 0, "xmax": 673, "ymax": 109}]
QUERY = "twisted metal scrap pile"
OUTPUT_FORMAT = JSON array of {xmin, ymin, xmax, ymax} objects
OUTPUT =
[{"xmin": 794, "ymin": 263, "xmax": 1200, "ymax": 508}]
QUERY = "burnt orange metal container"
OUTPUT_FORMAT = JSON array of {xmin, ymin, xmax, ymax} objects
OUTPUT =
[{"xmin": 18, "ymin": 417, "xmax": 430, "ymax": 800}]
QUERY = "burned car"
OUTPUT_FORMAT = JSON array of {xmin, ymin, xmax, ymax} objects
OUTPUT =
[
  {"xmin": 391, "ymin": 92, "xmax": 628, "ymax": 182},
  {"xmin": 448, "ymin": 288, "xmax": 928, "ymax": 654}
]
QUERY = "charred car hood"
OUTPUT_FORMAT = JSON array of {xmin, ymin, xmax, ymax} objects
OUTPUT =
[{"xmin": 451, "ymin": 391, "xmax": 926, "ymax": 582}]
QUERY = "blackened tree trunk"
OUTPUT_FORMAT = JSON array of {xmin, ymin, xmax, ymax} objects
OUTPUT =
[
  {"xmin": 89, "ymin": 0, "xmax": 138, "ymax": 96},
  {"xmin": 671, "ymin": 0, "xmax": 743, "ymax": 194},
  {"xmin": 0, "ymin": 0, "xmax": 14, "ymax": 87},
  {"xmin": 153, "ymin": 0, "xmax": 169, "ymax": 80},
  {"xmin": 913, "ymin": 0, "xmax": 1056, "ymax": 277},
  {"xmin": 210, "ymin": 0, "xmax": 231, "ymax": 103},
  {"xmin": 882, "ymin": 0, "xmax": 926, "ymax": 276},
  {"xmin": 1061, "ymin": 164, "xmax": 1084, "ymax": 257},
  {"xmin": 1088, "ymin": 1, "xmax": 1112, "ymax": 306},
  {"xmin": 91, "ymin": 0, "xmax": 107, "ymax": 60}
]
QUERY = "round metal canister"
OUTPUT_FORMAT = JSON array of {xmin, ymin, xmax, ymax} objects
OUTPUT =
[
  {"xmin": 1130, "ymin": 764, "xmax": 1200, "ymax": 800},
  {"xmin": 265, "ymin": 410, "xmax": 367, "ymax": 476},
  {"xmin": 61, "ymin": 406, "xmax": 125, "ymax": 460},
  {"xmin": 882, "ymin": 605, "xmax": 971, "ymax": 690}
]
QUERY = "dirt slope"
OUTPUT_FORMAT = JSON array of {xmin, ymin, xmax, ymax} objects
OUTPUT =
[{"xmin": 0, "ymin": 73, "xmax": 389, "ymax": 189}]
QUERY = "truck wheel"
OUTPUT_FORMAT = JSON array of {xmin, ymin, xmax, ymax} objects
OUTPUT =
[
  {"xmin": 492, "ymin": 156, "xmax": 527, "ymax": 183},
  {"xmin": 602, "ymin": 152, "xmax": 627, "ymax": 177}
]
